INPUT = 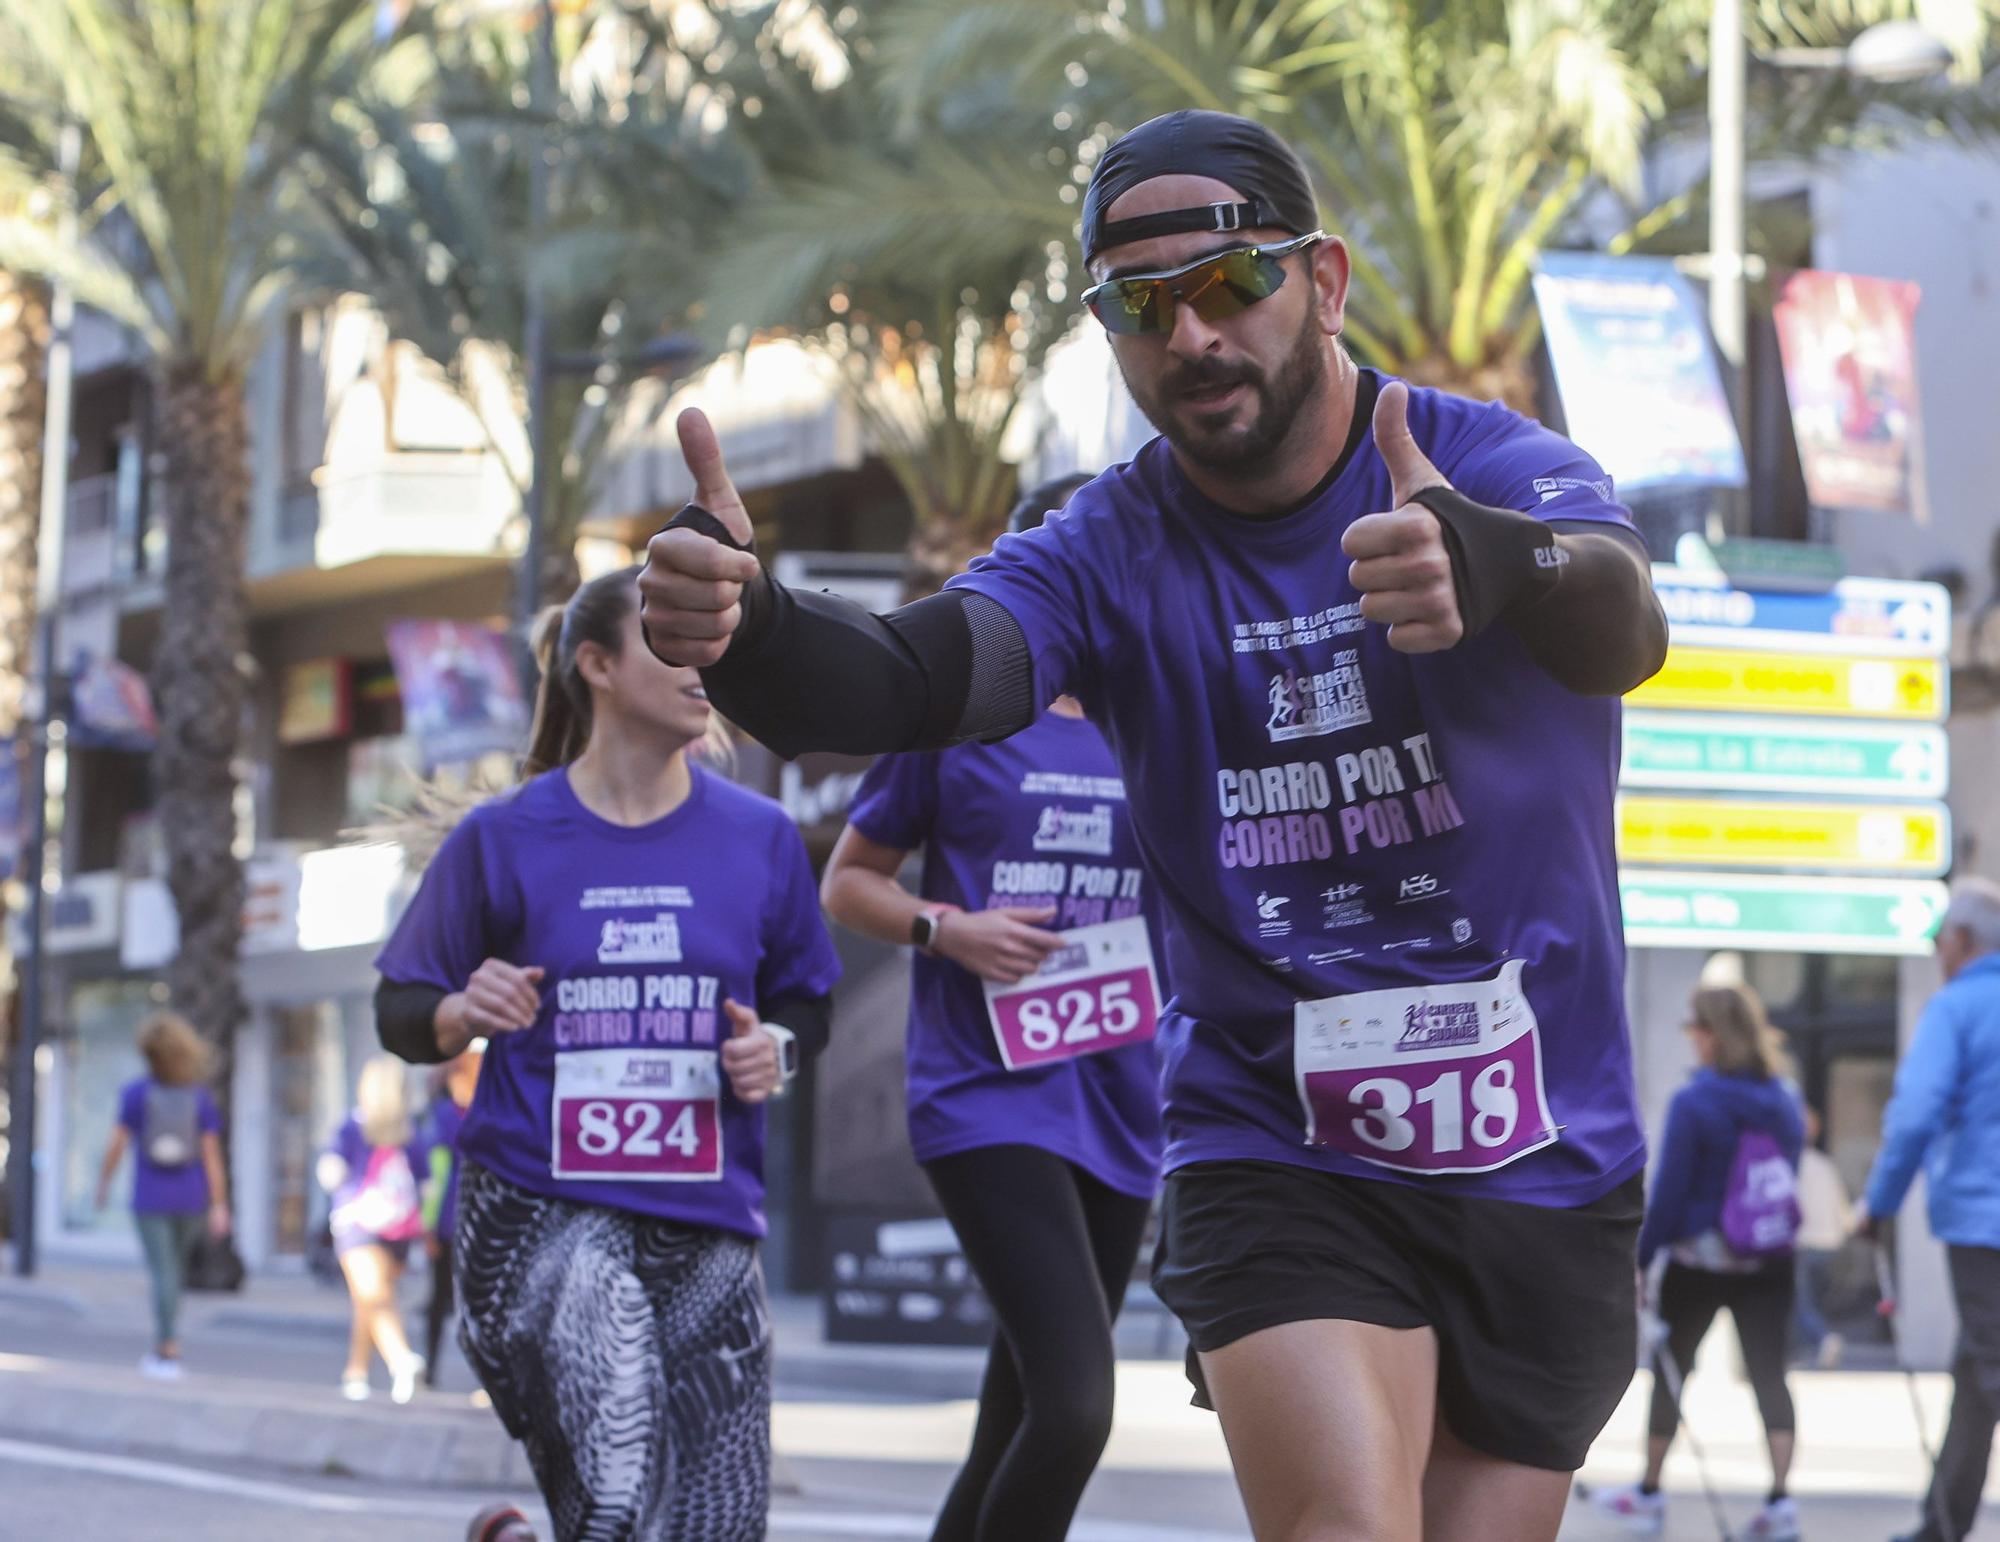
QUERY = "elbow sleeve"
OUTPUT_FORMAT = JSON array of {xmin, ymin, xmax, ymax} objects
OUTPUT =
[{"xmin": 377, "ymin": 979, "xmax": 452, "ymax": 1064}]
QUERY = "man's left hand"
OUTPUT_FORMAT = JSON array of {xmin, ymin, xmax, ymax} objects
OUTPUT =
[{"xmin": 1342, "ymin": 381, "xmax": 1464, "ymax": 653}]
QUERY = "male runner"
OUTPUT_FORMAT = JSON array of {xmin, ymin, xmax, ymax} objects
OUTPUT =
[{"xmin": 641, "ymin": 109, "xmax": 1667, "ymax": 1541}]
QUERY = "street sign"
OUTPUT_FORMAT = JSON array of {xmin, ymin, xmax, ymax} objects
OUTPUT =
[
  {"xmin": 1626, "ymin": 647, "xmax": 1946, "ymax": 720},
  {"xmin": 1617, "ymin": 794, "xmax": 1951, "ymax": 875},
  {"xmin": 1651, "ymin": 566, "xmax": 1949, "ymax": 656},
  {"xmin": 1621, "ymin": 871, "xmax": 1950, "ymax": 955},
  {"xmin": 1621, "ymin": 713, "xmax": 1949, "ymax": 798}
]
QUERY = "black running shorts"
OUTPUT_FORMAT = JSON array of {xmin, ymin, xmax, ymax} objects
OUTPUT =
[{"xmin": 1152, "ymin": 1159, "xmax": 1643, "ymax": 1472}]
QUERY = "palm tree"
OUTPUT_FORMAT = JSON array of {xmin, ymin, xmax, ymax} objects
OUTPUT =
[
  {"xmin": 888, "ymin": 0, "xmax": 2000, "ymax": 412},
  {"xmin": 294, "ymin": 7, "xmax": 737, "ymax": 601},
  {"xmin": 0, "ymin": 0, "xmax": 379, "ymax": 1113},
  {"xmin": 686, "ymin": 0, "xmax": 1081, "ymax": 590}
]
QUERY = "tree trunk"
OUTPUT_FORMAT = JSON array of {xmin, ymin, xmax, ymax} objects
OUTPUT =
[
  {"xmin": 0, "ymin": 273, "xmax": 48, "ymax": 1167},
  {"xmin": 153, "ymin": 360, "xmax": 251, "ymax": 1122}
]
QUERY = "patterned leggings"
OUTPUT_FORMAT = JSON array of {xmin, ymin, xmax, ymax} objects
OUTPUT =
[{"xmin": 455, "ymin": 1162, "xmax": 771, "ymax": 1542}]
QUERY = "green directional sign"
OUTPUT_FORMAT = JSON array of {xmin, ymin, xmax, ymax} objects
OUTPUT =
[
  {"xmin": 1620, "ymin": 871, "xmax": 1950, "ymax": 955},
  {"xmin": 1621, "ymin": 713, "xmax": 1948, "ymax": 798}
]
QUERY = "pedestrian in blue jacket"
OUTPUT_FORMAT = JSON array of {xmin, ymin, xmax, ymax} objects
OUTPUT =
[
  {"xmin": 1596, "ymin": 982, "xmax": 1805, "ymax": 1541},
  {"xmin": 1866, "ymin": 876, "xmax": 2000, "ymax": 1542}
]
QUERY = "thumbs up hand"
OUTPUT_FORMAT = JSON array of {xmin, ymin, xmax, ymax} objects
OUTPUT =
[
  {"xmin": 1339, "ymin": 381, "xmax": 1464, "ymax": 653},
  {"xmin": 639, "ymin": 408, "xmax": 764, "ymax": 668},
  {"xmin": 719, "ymin": 998, "xmax": 781, "ymax": 1105}
]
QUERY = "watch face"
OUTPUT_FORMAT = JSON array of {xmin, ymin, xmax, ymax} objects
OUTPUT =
[{"xmin": 913, "ymin": 913, "xmax": 935, "ymax": 949}]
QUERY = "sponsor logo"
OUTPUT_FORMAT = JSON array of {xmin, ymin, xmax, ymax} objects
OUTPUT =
[
  {"xmin": 1398, "ymin": 1000, "xmax": 1481, "ymax": 1051},
  {"xmin": 1322, "ymin": 883, "xmax": 1363, "ymax": 903},
  {"xmin": 619, "ymin": 1059, "xmax": 680, "ymax": 1089},
  {"xmin": 1534, "ymin": 545, "xmax": 1571, "ymax": 570},
  {"xmin": 1255, "ymin": 891, "xmax": 1293, "ymax": 939},
  {"xmin": 1532, "ymin": 475, "xmax": 1613, "ymax": 504},
  {"xmin": 1308, "ymin": 948, "xmax": 1364, "ymax": 968},
  {"xmin": 1397, "ymin": 873, "xmax": 1442, "ymax": 902},
  {"xmin": 1451, "ymin": 917, "xmax": 1473, "ymax": 945},
  {"xmin": 597, "ymin": 913, "xmax": 684, "ymax": 964},
  {"xmin": 1266, "ymin": 653, "xmax": 1371, "ymax": 742},
  {"xmin": 1032, "ymin": 803, "xmax": 1116, "ymax": 857}
]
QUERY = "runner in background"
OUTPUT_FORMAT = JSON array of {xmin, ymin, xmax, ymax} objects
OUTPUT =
[
  {"xmin": 374, "ymin": 566, "xmax": 840, "ymax": 1542},
  {"xmin": 320, "ymin": 1055, "xmax": 431, "ymax": 1404},
  {"xmin": 94, "ymin": 1012, "xmax": 232, "ymax": 1380},
  {"xmin": 1595, "ymin": 984, "xmax": 1805, "ymax": 1539},
  {"xmin": 420, "ymin": 1043, "xmax": 483, "ymax": 1391},
  {"xmin": 821, "ymin": 473, "xmax": 1165, "ymax": 1542},
  {"xmin": 638, "ymin": 107, "xmax": 1669, "ymax": 1539}
]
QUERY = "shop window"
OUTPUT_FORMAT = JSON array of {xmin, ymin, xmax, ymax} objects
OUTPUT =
[
  {"xmin": 269, "ymin": 1001, "xmax": 348, "ymax": 1256},
  {"xmin": 1821, "ymin": 952, "xmax": 1900, "ymax": 1009}
]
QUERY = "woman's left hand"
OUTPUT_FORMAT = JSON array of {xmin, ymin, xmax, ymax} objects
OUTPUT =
[
  {"xmin": 720, "ymin": 999, "xmax": 782, "ymax": 1104},
  {"xmin": 208, "ymin": 1201, "xmax": 232, "ymax": 1240}
]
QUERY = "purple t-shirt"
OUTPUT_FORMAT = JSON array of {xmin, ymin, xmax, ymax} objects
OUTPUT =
[
  {"xmin": 375, "ymin": 766, "xmax": 841, "ymax": 1238},
  {"xmin": 325, "ymin": 1114, "xmax": 430, "ymax": 1248},
  {"xmin": 117, "ymin": 1077, "xmax": 220, "ymax": 1214},
  {"xmin": 947, "ymin": 371, "xmax": 1644, "ymax": 1207},
  {"xmin": 846, "ymin": 712, "xmax": 1164, "ymax": 1198}
]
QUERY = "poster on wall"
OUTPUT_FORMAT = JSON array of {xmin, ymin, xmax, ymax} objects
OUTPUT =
[
  {"xmin": 1532, "ymin": 252, "xmax": 1747, "ymax": 493},
  {"xmin": 383, "ymin": 620, "xmax": 527, "ymax": 770},
  {"xmin": 278, "ymin": 658, "xmax": 354, "ymax": 745},
  {"xmin": 1773, "ymin": 270, "xmax": 1925, "ymax": 518},
  {"xmin": 67, "ymin": 654, "xmax": 159, "ymax": 751}
]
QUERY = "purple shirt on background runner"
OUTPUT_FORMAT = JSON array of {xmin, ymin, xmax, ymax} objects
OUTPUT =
[
  {"xmin": 947, "ymin": 370, "xmax": 1644, "ymax": 1207},
  {"xmin": 847, "ymin": 712, "xmax": 1165, "ymax": 1199},
  {"xmin": 116, "ymin": 1077, "xmax": 220, "ymax": 1214},
  {"xmin": 375, "ymin": 766, "xmax": 841, "ymax": 1239},
  {"xmin": 324, "ymin": 1113, "xmax": 430, "ymax": 1251}
]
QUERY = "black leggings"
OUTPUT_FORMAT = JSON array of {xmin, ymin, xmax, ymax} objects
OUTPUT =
[
  {"xmin": 1648, "ymin": 1258, "xmax": 1796, "ymax": 1439},
  {"xmin": 425, "ymin": 1238, "xmax": 455, "ymax": 1387},
  {"xmin": 923, "ymin": 1144, "xmax": 1153, "ymax": 1542}
]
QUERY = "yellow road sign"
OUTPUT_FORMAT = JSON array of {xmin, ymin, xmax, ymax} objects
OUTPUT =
[
  {"xmin": 1626, "ymin": 647, "xmax": 1945, "ymax": 721},
  {"xmin": 1617, "ymin": 795, "xmax": 1951, "ymax": 875}
]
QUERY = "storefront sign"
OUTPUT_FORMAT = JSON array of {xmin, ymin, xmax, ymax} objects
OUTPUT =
[
  {"xmin": 1651, "ymin": 567, "xmax": 1949, "ymax": 656},
  {"xmin": 1532, "ymin": 253, "xmax": 1746, "ymax": 492},
  {"xmin": 1622, "ymin": 871, "xmax": 1949, "ymax": 955},
  {"xmin": 823, "ymin": 1213, "xmax": 992, "ymax": 1348},
  {"xmin": 1772, "ymin": 270, "xmax": 1925, "ymax": 517},
  {"xmin": 278, "ymin": 659, "xmax": 354, "ymax": 745},
  {"xmin": 67, "ymin": 654, "xmax": 158, "ymax": 751},
  {"xmin": 1626, "ymin": 647, "xmax": 1946, "ymax": 721},
  {"xmin": 1621, "ymin": 713, "xmax": 1948, "ymax": 798},
  {"xmin": 1617, "ymin": 795, "xmax": 1950, "ymax": 876},
  {"xmin": 384, "ymin": 619, "xmax": 528, "ymax": 770}
]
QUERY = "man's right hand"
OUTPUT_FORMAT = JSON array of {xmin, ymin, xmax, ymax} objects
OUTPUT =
[
  {"xmin": 639, "ymin": 408, "xmax": 763, "ymax": 668},
  {"xmin": 936, "ymin": 905, "xmax": 1066, "ymax": 985}
]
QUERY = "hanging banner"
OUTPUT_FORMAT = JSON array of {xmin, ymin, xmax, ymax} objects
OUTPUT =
[
  {"xmin": 0, "ymin": 738, "xmax": 20, "ymax": 883},
  {"xmin": 67, "ymin": 654, "xmax": 159, "ymax": 751},
  {"xmin": 384, "ymin": 619, "xmax": 528, "ymax": 770},
  {"xmin": 1772, "ymin": 270, "xmax": 1925, "ymax": 517},
  {"xmin": 1532, "ymin": 253, "xmax": 1746, "ymax": 493}
]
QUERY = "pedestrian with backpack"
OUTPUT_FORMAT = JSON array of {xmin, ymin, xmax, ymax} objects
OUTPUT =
[
  {"xmin": 94, "ymin": 1011, "xmax": 231, "ymax": 1380},
  {"xmin": 319, "ymin": 1055, "xmax": 431, "ymax": 1404},
  {"xmin": 1594, "ymin": 982, "xmax": 1805, "ymax": 1538}
]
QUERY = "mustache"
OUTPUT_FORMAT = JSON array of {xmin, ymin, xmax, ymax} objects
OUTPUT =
[{"xmin": 1161, "ymin": 358, "xmax": 1262, "ymax": 399}]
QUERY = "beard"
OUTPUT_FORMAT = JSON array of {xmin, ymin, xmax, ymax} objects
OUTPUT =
[{"xmin": 1120, "ymin": 301, "xmax": 1331, "ymax": 476}]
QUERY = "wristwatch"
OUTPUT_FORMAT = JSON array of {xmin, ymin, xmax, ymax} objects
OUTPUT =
[
  {"xmin": 911, "ymin": 906, "xmax": 954, "ymax": 954},
  {"xmin": 764, "ymin": 1022, "xmax": 799, "ymax": 1085}
]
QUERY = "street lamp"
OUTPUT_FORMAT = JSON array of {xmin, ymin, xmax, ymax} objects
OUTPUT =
[{"xmin": 1708, "ymin": 12, "xmax": 1954, "ymax": 457}]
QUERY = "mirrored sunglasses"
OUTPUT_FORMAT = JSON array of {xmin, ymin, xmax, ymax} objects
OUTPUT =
[{"xmin": 1082, "ymin": 232, "xmax": 1326, "ymax": 336}]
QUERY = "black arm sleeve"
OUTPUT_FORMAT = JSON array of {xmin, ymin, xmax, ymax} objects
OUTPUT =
[
  {"xmin": 377, "ymin": 979, "xmax": 452, "ymax": 1064},
  {"xmin": 761, "ymin": 990, "xmax": 833, "ymax": 1065},
  {"xmin": 1408, "ymin": 488, "xmax": 1668, "ymax": 697},
  {"xmin": 661, "ymin": 500, "xmax": 1034, "ymax": 759}
]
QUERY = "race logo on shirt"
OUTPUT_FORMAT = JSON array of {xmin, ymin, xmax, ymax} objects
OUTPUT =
[
  {"xmin": 1255, "ymin": 891, "xmax": 1293, "ymax": 939},
  {"xmin": 1232, "ymin": 602, "xmax": 1365, "ymax": 655},
  {"xmin": 1266, "ymin": 652, "xmax": 1371, "ymax": 742},
  {"xmin": 580, "ymin": 885, "xmax": 693, "ymax": 911},
  {"xmin": 1032, "ymin": 803, "xmax": 1116, "ymax": 857},
  {"xmin": 596, "ymin": 913, "xmax": 684, "ymax": 964}
]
